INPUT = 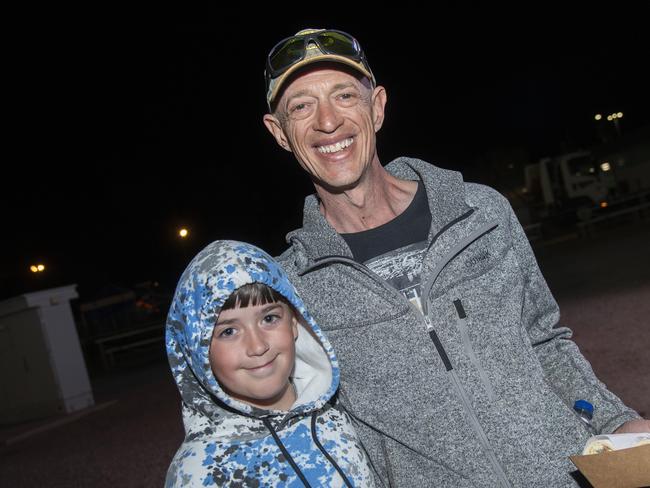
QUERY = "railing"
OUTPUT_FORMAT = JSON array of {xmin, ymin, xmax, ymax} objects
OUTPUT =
[
  {"xmin": 93, "ymin": 322, "xmax": 165, "ymax": 370},
  {"xmin": 77, "ymin": 288, "xmax": 169, "ymax": 371},
  {"xmin": 577, "ymin": 201, "xmax": 650, "ymax": 237}
]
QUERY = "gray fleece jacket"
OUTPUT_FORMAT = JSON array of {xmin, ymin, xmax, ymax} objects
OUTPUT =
[{"xmin": 277, "ymin": 157, "xmax": 640, "ymax": 488}]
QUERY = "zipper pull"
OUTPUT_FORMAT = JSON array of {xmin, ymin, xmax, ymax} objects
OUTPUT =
[{"xmin": 423, "ymin": 314, "xmax": 433, "ymax": 331}]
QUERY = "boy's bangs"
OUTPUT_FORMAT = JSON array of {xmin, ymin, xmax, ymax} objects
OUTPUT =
[{"xmin": 221, "ymin": 282, "xmax": 286, "ymax": 310}]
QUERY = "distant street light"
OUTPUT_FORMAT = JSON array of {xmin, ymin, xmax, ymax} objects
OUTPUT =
[
  {"xmin": 30, "ymin": 264, "xmax": 46, "ymax": 273},
  {"xmin": 595, "ymin": 111, "xmax": 623, "ymax": 139},
  {"xmin": 179, "ymin": 228, "xmax": 189, "ymax": 238},
  {"xmin": 607, "ymin": 111, "xmax": 623, "ymax": 136}
]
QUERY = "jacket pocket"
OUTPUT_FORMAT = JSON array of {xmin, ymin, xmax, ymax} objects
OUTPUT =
[{"xmin": 453, "ymin": 298, "xmax": 496, "ymax": 402}]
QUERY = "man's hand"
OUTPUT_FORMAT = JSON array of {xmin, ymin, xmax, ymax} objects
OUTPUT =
[{"xmin": 613, "ymin": 419, "xmax": 650, "ymax": 434}]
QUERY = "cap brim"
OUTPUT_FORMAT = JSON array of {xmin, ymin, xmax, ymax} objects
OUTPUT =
[{"xmin": 267, "ymin": 54, "xmax": 375, "ymax": 109}]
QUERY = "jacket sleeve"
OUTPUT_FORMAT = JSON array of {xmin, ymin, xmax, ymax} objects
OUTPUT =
[{"xmin": 505, "ymin": 198, "xmax": 640, "ymax": 434}]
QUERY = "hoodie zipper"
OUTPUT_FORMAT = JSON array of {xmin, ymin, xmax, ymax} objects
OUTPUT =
[{"xmin": 299, "ymin": 218, "xmax": 511, "ymax": 487}]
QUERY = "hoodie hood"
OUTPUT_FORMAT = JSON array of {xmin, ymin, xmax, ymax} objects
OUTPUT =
[{"xmin": 166, "ymin": 240, "xmax": 339, "ymax": 430}]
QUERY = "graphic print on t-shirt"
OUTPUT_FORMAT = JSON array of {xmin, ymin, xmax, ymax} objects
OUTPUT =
[{"xmin": 365, "ymin": 240, "xmax": 427, "ymax": 313}]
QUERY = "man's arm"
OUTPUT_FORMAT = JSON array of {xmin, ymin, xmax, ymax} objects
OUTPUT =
[
  {"xmin": 613, "ymin": 418, "xmax": 650, "ymax": 433},
  {"xmin": 505, "ymin": 198, "xmax": 645, "ymax": 434}
]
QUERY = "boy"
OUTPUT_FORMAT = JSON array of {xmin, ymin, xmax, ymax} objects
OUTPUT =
[{"xmin": 165, "ymin": 240, "xmax": 374, "ymax": 487}]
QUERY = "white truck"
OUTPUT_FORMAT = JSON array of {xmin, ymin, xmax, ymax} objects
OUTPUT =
[{"xmin": 523, "ymin": 125, "xmax": 650, "ymax": 223}]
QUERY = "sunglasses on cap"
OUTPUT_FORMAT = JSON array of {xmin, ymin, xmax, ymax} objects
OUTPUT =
[{"xmin": 265, "ymin": 29, "xmax": 371, "ymax": 82}]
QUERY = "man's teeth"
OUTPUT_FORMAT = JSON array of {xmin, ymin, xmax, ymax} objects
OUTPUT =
[{"xmin": 317, "ymin": 138, "xmax": 353, "ymax": 154}]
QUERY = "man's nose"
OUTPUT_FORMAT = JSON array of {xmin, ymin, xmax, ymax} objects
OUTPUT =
[
  {"xmin": 314, "ymin": 100, "xmax": 343, "ymax": 133},
  {"xmin": 246, "ymin": 327, "xmax": 270, "ymax": 356}
]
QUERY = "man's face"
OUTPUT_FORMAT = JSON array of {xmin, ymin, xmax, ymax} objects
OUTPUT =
[
  {"xmin": 209, "ymin": 301, "xmax": 298, "ymax": 410},
  {"xmin": 264, "ymin": 67, "xmax": 386, "ymax": 193}
]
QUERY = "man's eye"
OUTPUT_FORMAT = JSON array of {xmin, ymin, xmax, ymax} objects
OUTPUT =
[
  {"xmin": 337, "ymin": 92, "xmax": 359, "ymax": 106},
  {"xmin": 291, "ymin": 103, "xmax": 307, "ymax": 112}
]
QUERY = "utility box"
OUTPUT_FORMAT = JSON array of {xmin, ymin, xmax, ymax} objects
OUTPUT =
[{"xmin": 0, "ymin": 285, "xmax": 94, "ymax": 424}]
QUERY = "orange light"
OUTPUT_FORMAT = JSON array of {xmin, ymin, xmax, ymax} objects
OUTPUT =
[{"xmin": 600, "ymin": 201, "xmax": 608, "ymax": 208}]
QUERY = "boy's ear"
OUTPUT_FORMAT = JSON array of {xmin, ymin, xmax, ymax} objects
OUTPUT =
[{"xmin": 291, "ymin": 315, "xmax": 298, "ymax": 340}]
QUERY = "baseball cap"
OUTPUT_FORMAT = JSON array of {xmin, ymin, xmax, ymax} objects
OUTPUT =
[{"xmin": 265, "ymin": 28, "xmax": 375, "ymax": 110}]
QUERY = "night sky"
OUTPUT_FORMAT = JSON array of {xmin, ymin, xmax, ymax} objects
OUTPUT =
[{"xmin": 4, "ymin": 7, "xmax": 649, "ymax": 301}]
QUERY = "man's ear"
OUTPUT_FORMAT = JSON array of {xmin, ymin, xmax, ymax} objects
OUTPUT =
[
  {"xmin": 263, "ymin": 113, "xmax": 292, "ymax": 152},
  {"xmin": 371, "ymin": 85, "xmax": 387, "ymax": 132}
]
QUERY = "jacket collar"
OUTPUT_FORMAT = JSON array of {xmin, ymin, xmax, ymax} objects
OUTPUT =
[{"xmin": 287, "ymin": 157, "xmax": 471, "ymax": 262}]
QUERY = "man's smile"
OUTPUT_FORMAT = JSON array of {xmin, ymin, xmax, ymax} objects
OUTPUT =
[{"xmin": 316, "ymin": 136, "xmax": 354, "ymax": 154}]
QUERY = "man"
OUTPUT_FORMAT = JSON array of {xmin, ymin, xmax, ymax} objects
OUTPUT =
[{"xmin": 263, "ymin": 28, "xmax": 648, "ymax": 487}]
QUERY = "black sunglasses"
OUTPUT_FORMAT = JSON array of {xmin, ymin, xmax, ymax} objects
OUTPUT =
[{"xmin": 265, "ymin": 30, "xmax": 369, "ymax": 82}]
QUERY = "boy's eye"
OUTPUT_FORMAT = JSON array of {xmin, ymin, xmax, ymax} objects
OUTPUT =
[
  {"xmin": 262, "ymin": 314, "xmax": 280, "ymax": 324},
  {"xmin": 218, "ymin": 327, "xmax": 236, "ymax": 338}
]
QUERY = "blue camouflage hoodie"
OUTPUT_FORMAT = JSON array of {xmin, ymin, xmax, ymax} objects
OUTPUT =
[{"xmin": 165, "ymin": 240, "xmax": 374, "ymax": 487}]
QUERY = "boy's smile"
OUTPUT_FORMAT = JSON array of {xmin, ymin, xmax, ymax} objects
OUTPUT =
[{"xmin": 209, "ymin": 301, "xmax": 298, "ymax": 410}]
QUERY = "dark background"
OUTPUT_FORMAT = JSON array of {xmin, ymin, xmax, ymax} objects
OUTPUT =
[{"xmin": 4, "ymin": 6, "xmax": 649, "ymax": 301}]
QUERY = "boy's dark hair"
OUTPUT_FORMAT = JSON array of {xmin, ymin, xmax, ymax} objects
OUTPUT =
[{"xmin": 221, "ymin": 282, "xmax": 293, "ymax": 311}]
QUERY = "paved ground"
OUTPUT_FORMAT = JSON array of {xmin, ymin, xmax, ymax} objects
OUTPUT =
[
  {"xmin": 1, "ymin": 223, "xmax": 648, "ymax": 487},
  {"xmin": 533, "ymin": 223, "xmax": 650, "ymax": 417}
]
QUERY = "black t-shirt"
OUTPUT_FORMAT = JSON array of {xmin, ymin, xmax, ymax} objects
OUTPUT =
[{"xmin": 341, "ymin": 181, "xmax": 431, "ymax": 311}]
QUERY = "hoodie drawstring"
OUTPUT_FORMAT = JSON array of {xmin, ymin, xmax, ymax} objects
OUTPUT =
[
  {"xmin": 262, "ymin": 413, "xmax": 355, "ymax": 488},
  {"xmin": 262, "ymin": 417, "xmax": 312, "ymax": 488},
  {"xmin": 310, "ymin": 411, "xmax": 354, "ymax": 488}
]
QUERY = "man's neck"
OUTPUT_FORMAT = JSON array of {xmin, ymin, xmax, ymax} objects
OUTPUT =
[{"xmin": 316, "ymin": 163, "xmax": 418, "ymax": 234}]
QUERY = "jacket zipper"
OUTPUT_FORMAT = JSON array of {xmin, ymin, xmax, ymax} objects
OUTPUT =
[
  {"xmin": 299, "ymin": 218, "xmax": 510, "ymax": 486},
  {"xmin": 420, "ymin": 220, "xmax": 510, "ymax": 487},
  {"xmin": 454, "ymin": 299, "xmax": 496, "ymax": 402},
  {"xmin": 421, "ymin": 313, "xmax": 510, "ymax": 487}
]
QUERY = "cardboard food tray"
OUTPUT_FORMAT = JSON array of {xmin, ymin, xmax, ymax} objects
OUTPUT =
[{"xmin": 570, "ymin": 434, "xmax": 650, "ymax": 488}]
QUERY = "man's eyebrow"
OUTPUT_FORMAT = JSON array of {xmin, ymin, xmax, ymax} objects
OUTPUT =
[
  {"xmin": 285, "ymin": 82, "xmax": 359, "ymax": 108},
  {"xmin": 285, "ymin": 89, "xmax": 312, "ymax": 107},
  {"xmin": 331, "ymin": 82, "xmax": 357, "ymax": 92}
]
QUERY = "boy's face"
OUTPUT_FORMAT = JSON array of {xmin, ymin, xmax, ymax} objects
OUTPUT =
[{"xmin": 209, "ymin": 300, "xmax": 298, "ymax": 410}]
